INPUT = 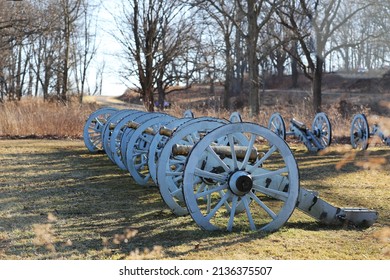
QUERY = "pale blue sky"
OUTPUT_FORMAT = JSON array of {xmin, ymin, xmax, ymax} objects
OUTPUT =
[{"xmin": 91, "ymin": 0, "xmax": 128, "ymax": 96}]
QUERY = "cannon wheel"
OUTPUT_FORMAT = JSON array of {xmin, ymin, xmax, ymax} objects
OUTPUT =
[
  {"xmin": 147, "ymin": 118, "xmax": 193, "ymax": 184},
  {"xmin": 229, "ymin": 112, "xmax": 243, "ymax": 123},
  {"xmin": 106, "ymin": 110, "xmax": 143, "ymax": 164},
  {"xmin": 267, "ymin": 112, "xmax": 286, "ymax": 140},
  {"xmin": 351, "ymin": 113, "xmax": 370, "ymax": 150},
  {"xmin": 119, "ymin": 112, "xmax": 161, "ymax": 170},
  {"xmin": 83, "ymin": 107, "xmax": 118, "ymax": 152},
  {"xmin": 182, "ymin": 122, "xmax": 299, "ymax": 232},
  {"xmin": 312, "ymin": 112, "xmax": 332, "ymax": 148},
  {"xmin": 156, "ymin": 118, "xmax": 229, "ymax": 216},
  {"xmin": 101, "ymin": 110, "xmax": 139, "ymax": 163},
  {"xmin": 109, "ymin": 111, "xmax": 147, "ymax": 170},
  {"xmin": 183, "ymin": 109, "xmax": 195, "ymax": 118},
  {"xmin": 126, "ymin": 114, "xmax": 176, "ymax": 185}
]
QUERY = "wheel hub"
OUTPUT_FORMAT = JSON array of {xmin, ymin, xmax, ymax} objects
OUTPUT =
[
  {"xmin": 313, "ymin": 128, "xmax": 321, "ymax": 137},
  {"xmin": 354, "ymin": 129, "xmax": 364, "ymax": 139},
  {"xmin": 229, "ymin": 171, "xmax": 253, "ymax": 196}
]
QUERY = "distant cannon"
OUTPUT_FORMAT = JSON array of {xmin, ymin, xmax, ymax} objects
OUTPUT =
[
  {"xmin": 268, "ymin": 112, "xmax": 332, "ymax": 152},
  {"xmin": 350, "ymin": 113, "xmax": 390, "ymax": 150}
]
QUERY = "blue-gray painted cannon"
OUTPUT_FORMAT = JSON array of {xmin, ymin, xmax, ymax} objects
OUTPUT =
[
  {"xmin": 268, "ymin": 112, "xmax": 332, "ymax": 152},
  {"xmin": 83, "ymin": 109, "xmax": 377, "ymax": 232},
  {"xmin": 351, "ymin": 113, "xmax": 390, "ymax": 150}
]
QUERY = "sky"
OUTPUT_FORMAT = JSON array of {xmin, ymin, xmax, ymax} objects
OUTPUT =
[{"xmin": 90, "ymin": 1, "xmax": 129, "ymax": 96}]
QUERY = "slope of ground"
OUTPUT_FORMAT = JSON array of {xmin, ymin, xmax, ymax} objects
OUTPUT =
[
  {"xmin": 117, "ymin": 73, "xmax": 390, "ymax": 118},
  {"xmin": 83, "ymin": 95, "xmax": 144, "ymax": 110}
]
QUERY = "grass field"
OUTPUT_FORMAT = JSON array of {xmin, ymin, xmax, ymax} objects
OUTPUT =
[{"xmin": 0, "ymin": 139, "xmax": 389, "ymax": 260}]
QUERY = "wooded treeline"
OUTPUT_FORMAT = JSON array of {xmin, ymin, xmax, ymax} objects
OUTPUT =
[
  {"xmin": 1, "ymin": 0, "xmax": 389, "ymax": 114},
  {"xmin": 0, "ymin": 0, "xmax": 98, "ymax": 103}
]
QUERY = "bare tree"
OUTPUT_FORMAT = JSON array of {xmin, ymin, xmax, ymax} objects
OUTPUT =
[
  {"xmin": 73, "ymin": 0, "xmax": 98, "ymax": 103},
  {"xmin": 187, "ymin": 0, "xmax": 237, "ymax": 110},
  {"xmin": 266, "ymin": 20, "xmax": 288, "ymax": 79},
  {"xmin": 277, "ymin": 0, "xmax": 371, "ymax": 113},
  {"xmin": 334, "ymin": 1, "xmax": 390, "ymax": 72},
  {"xmin": 59, "ymin": 0, "xmax": 84, "ymax": 102},
  {"xmin": 0, "ymin": 0, "xmax": 100, "ymax": 103},
  {"xmin": 115, "ymin": 0, "xmax": 195, "ymax": 112},
  {"xmin": 0, "ymin": 0, "xmax": 32, "ymax": 101},
  {"xmin": 190, "ymin": 0, "xmax": 278, "ymax": 116}
]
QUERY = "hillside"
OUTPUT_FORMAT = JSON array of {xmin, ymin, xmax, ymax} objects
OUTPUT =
[{"xmin": 117, "ymin": 72, "xmax": 390, "ymax": 119}]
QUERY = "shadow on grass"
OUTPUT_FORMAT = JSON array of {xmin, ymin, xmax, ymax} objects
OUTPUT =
[{"xmin": 0, "ymin": 140, "xmax": 389, "ymax": 259}]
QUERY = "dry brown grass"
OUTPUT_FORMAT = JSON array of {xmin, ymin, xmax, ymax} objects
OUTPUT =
[
  {"xmin": 161, "ymin": 85, "xmax": 390, "ymax": 147},
  {"xmin": 2, "ymin": 78, "xmax": 388, "ymax": 142},
  {"xmin": 0, "ymin": 98, "xmax": 98, "ymax": 139},
  {"xmin": 164, "ymin": 96, "xmax": 379, "ymax": 141}
]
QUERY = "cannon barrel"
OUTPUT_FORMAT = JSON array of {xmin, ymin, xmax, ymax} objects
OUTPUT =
[{"xmin": 172, "ymin": 144, "xmax": 259, "ymax": 160}]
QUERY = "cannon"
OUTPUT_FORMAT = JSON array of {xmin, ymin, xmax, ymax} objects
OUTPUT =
[
  {"xmin": 180, "ymin": 123, "xmax": 376, "ymax": 231},
  {"xmin": 83, "ymin": 107, "xmax": 118, "ymax": 152},
  {"xmin": 268, "ymin": 112, "xmax": 332, "ymax": 152},
  {"xmin": 83, "ymin": 108, "xmax": 378, "ymax": 232},
  {"xmin": 350, "ymin": 113, "xmax": 390, "ymax": 150}
]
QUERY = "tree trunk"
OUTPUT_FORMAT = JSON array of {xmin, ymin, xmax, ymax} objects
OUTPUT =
[
  {"xmin": 276, "ymin": 61, "xmax": 285, "ymax": 79},
  {"xmin": 157, "ymin": 80, "xmax": 164, "ymax": 111},
  {"xmin": 223, "ymin": 36, "xmax": 232, "ymax": 110},
  {"xmin": 291, "ymin": 41, "xmax": 299, "ymax": 88},
  {"xmin": 62, "ymin": 19, "xmax": 70, "ymax": 103},
  {"xmin": 312, "ymin": 56, "xmax": 323, "ymax": 113},
  {"xmin": 143, "ymin": 88, "xmax": 154, "ymax": 112},
  {"xmin": 247, "ymin": 0, "xmax": 259, "ymax": 117},
  {"xmin": 344, "ymin": 48, "xmax": 350, "ymax": 71},
  {"xmin": 79, "ymin": 87, "xmax": 84, "ymax": 103},
  {"xmin": 16, "ymin": 44, "xmax": 22, "ymax": 101},
  {"xmin": 223, "ymin": 68, "xmax": 232, "ymax": 109},
  {"xmin": 28, "ymin": 60, "xmax": 33, "ymax": 97},
  {"xmin": 291, "ymin": 59, "xmax": 299, "ymax": 88},
  {"xmin": 43, "ymin": 63, "xmax": 50, "ymax": 101}
]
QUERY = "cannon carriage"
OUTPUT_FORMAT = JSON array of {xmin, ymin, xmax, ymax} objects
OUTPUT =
[
  {"xmin": 351, "ymin": 113, "xmax": 390, "ymax": 150},
  {"xmin": 83, "ymin": 108, "xmax": 378, "ymax": 232},
  {"xmin": 268, "ymin": 112, "xmax": 332, "ymax": 152}
]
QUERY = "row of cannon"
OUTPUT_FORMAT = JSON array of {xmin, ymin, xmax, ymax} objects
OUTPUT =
[
  {"xmin": 268, "ymin": 112, "xmax": 390, "ymax": 152},
  {"xmin": 82, "ymin": 108, "xmax": 378, "ymax": 232}
]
